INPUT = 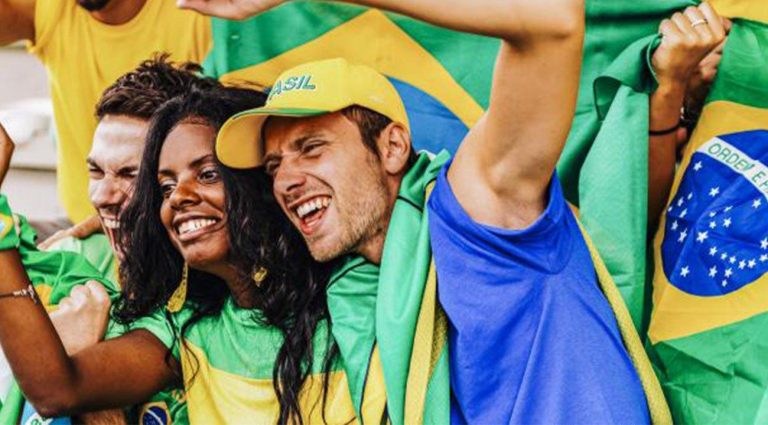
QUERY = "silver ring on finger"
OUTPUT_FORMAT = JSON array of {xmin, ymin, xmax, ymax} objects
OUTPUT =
[{"xmin": 691, "ymin": 18, "xmax": 708, "ymax": 28}]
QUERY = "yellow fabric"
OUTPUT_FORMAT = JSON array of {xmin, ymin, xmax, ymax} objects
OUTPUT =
[
  {"xmin": 180, "ymin": 341, "xmax": 357, "ymax": 424},
  {"xmin": 28, "ymin": 0, "xmax": 211, "ymax": 222},
  {"xmin": 576, "ymin": 221, "xmax": 673, "ymax": 425},
  {"xmin": 648, "ymin": 101, "xmax": 768, "ymax": 343},
  {"xmin": 403, "ymin": 184, "xmax": 447, "ymax": 425},
  {"xmin": 359, "ymin": 345, "xmax": 388, "ymax": 425},
  {"xmin": 710, "ymin": 0, "xmax": 768, "ymax": 23}
]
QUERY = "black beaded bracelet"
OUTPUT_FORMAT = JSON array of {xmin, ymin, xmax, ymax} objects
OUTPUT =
[{"xmin": 649, "ymin": 121, "xmax": 681, "ymax": 136}]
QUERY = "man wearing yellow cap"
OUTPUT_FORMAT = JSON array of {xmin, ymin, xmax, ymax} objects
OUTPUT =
[{"xmin": 187, "ymin": 0, "xmax": 667, "ymax": 423}]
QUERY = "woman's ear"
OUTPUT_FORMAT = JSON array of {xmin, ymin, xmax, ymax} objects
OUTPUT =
[{"xmin": 377, "ymin": 122, "xmax": 412, "ymax": 176}]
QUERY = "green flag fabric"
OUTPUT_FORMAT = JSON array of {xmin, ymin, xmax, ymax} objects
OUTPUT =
[
  {"xmin": 201, "ymin": 0, "xmax": 709, "ymax": 332},
  {"xmin": 647, "ymin": 16, "xmax": 768, "ymax": 424},
  {"xmin": 326, "ymin": 152, "xmax": 450, "ymax": 425}
]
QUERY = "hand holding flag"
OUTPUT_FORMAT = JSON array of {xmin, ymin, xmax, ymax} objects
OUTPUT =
[{"xmin": 652, "ymin": 3, "xmax": 726, "ymax": 88}]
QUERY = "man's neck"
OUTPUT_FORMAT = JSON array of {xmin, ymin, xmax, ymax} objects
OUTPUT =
[{"xmin": 89, "ymin": 0, "xmax": 148, "ymax": 25}]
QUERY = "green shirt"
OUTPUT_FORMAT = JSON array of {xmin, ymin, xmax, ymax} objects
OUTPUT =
[
  {"xmin": 132, "ymin": 296, "xmax": 356, "ymax": 423},
  {"xmin": 48, "ymin": 234, "xmax": 188, "ymax": 425}
]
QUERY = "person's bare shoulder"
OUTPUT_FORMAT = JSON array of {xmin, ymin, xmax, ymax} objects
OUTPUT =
[{"xmin": 0, "ymin": 0, "xmax": 35, "ymax": 45}]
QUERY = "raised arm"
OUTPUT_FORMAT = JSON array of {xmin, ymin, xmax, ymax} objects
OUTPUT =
[
  {"xmin": 647, "ymin": 4, "xmax": 727, "ymax": 228},
  {"xmin": 0, "ymin": 124, "xmax": 176, "ymax": 416},
  {"xmin": 0, "ymin": 0, "xmax": 35, "ymax": 45},
  {"xmin": 181, "ymin": 0, "xmax": 584, "ymax": 228}
]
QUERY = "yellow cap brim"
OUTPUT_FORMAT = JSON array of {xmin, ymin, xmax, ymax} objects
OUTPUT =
[{"xmin": 216, "ymin": 107, "xmax": 329, "ymax": 169}]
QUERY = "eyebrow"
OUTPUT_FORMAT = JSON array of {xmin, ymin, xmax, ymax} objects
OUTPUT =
[
  {"xmin": 264, "ymin": 133, "xmax": 325, "ymax": 163},
  {"xmin": 158, "ymin": 154, "xmax": 216, "ymax": 177}
]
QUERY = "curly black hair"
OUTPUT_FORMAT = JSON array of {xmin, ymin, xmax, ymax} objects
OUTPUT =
[{"xmin": 114, "ymin": 86, "xmax": 335, "ymax": 424}]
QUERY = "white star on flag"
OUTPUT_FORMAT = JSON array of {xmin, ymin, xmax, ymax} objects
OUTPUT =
[
  {"xmin": 730, "ymin": 256, "xmax": 737, "ymax": 264},
  {"xmin": 761, "ymin": 254, "xmax": 768, "ymax": 262},
  {"xmin": 709, "ymin": 221, "xmax": 717, "ymax": 229},
  {"xmin": 709, "ymin": 266, "xmax": 718, "ymax": 277},
  {"xmin": 687, "ymin": 193, "xmax": 693, "ymax": 200},
  {"xmin": 761, "ymin": 238, "xmax": 768, "ymax": 250},
  {"xmin": 696, "ymin": 231, "xmax": 709, "ymax": 243},
  {"xmin": 722, "ymin": 280, "xmax": 728, "ymax": 287},
  {"xmin": 709, "ymin": 246, "xmax": 718, "ymax": 256},
  {"xmin": 721, "ymin": 252, "xmax": 728, "ymax": 260},
  {"xmin": 725, "ymin": 268, "xmax": 733, "ymax": 278},
  {"xmin": 677, "ymin": 198, "xmax": 684, "ymax": 207},
  {"xmin": 725, "ymin": 206, "xmax": 733, "ymax": 212},
  {"xmin": 724, "ymin": 218, "xmax": 732, "ymax": 228},
  {"xmin": 709, "ymin": 187, "xmax": 720, "ymax": 197},
  {"xmin": 681, "ymin": 209, "xmax": 688, "ymax": 218},
  {"xmin": 694, "ymin": 161, "xmax": 703, "ymax": 171},
  {"xmin": 709, "ymin": 212, "xmax": 717, "ymax": 218},
  {"xmin": 754, "ymin": 199, "xmax": 763, "ymax": 209},
  {"xmin": 680, "ymin": 266, "xmax": 690, "ymax": 277},
  {"xmin": 748, "ymin": 259, "xmax": 757, "ymax": 268},
  {"xmin": 678, "ymin": 229, "xmax": 688, "ymax": 243},
  {"xmin": 739, "ymin": 260, "xmax": 747, "ymax": 270},
  {"xmin": 671, "ymin": 220, "xmax": 679, "ymax": 231}
]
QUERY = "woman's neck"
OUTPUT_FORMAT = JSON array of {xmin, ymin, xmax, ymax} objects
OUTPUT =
[{"xmin": 214, "ymin": 264, "xmax": 260, "ymax": 309}]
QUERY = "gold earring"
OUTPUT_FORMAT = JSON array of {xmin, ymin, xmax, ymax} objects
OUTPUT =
[
  {"xmin": 167, "ymin": 263, "xmax": 188, "ymax": 313},
  {"xmin": 252, "ymin": 267, "xmax": 268, "ymax": 284}
]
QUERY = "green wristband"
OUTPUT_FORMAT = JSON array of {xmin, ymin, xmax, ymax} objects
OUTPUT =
[{"xmin": 0, "ymin": 195, "xmax": 20, "ymax": 251}]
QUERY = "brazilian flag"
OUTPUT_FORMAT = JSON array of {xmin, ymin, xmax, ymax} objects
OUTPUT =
[
  {"xmin": 203, "ymin": 0, "xmax": 734, "ymax": 332},
  {"xmin": 647, "ymin": 9, "xmax": 768, "ymax": 424}
]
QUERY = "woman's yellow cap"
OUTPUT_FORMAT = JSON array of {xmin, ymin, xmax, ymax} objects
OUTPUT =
[{"xmin": 216, "ymin": 58, "xmax": 410, "ymax": 169}]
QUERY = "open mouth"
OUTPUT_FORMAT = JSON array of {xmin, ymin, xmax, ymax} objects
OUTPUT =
[
  {"xmin": 101, "ymin": 217, "xmax": 120, "ymax": 229},
  {"xmin": 293, "ymin": 196, "xmax": 331, "ymax": 235},
  {"xmin": 175, "ymin": 217, "xmax": 221, "ymax": 242}
]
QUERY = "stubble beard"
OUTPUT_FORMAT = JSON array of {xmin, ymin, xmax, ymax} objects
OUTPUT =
[{"xmin": 306, "ymin": 176, "xmax": 389, "ymax": 263}]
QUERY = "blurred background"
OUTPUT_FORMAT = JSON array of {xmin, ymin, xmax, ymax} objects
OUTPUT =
[{"xmin": 0, "ymin": 42, "xmax": 64, "ymax": 225}]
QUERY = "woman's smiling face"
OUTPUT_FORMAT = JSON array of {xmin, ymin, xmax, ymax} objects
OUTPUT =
[{"xmin": 158, "ymin": 121, "xmax": 230, "ymax": 272}]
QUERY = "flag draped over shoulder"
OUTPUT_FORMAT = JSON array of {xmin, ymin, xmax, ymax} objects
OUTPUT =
[
  {"xmin": 647, "ymin": 12, "xmax": 768, "ymax": 424},
  {"xmin": 203, "ymin": 0, "xmax": 700, "ymax": 332}
]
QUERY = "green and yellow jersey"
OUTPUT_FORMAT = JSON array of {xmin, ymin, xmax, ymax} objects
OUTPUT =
[
  {"xmin": 48, "ymin": 234, "xmax": 189, "ymax": 425},
  {"xmin": 132, "ymin": 297, "xmax": 357, "ymax": 424}
]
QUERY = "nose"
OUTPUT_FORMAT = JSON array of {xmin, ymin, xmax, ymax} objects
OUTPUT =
[
  {"xmin": 273, "ymin": 159, "xmax": 307, "ymax": 199},
  {"xmin": 169, "ymin": 178, "xmax": 201, "ymax": 210},
  {"xmin": 90, "ymin": 176, "xmax": 125, "ymax": 210}
]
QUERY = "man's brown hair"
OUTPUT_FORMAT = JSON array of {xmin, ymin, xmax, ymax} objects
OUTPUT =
[
  {"xmin": 95, "ymin": 53, "xmax": 220, "ymax": 120},
  {"xmin": 341, "ymin": 105, "xmax": 417, "ymax": 164}
]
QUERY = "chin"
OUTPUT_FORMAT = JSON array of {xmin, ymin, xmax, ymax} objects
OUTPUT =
[{"xmin": 76, "ymin": 0, "xmax": 111, "ymax": 11}]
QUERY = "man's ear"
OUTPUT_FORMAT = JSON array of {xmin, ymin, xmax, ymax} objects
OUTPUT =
[{"xmin": 377, "ymin": 122, "xmax": 411, "ymax": 176}]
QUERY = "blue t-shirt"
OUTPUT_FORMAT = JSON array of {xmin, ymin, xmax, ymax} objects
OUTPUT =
[{"xmin": 428, "ymin": 163, "xmax": 650, "ymax": 424}]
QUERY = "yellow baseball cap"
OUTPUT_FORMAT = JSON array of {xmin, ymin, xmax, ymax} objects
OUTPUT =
[{"xmin": 216, "ymin": 58, "xmax": 410, "ymax": 169}]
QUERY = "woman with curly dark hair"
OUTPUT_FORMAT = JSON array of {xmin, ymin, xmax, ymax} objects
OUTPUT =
[
  {"xmin": 0, "ymin": 84, "xmax": 354, "ymax": 424},
  {"xmin": 114, "ymin": 86, "xmax": 354, "ymax": 424}
]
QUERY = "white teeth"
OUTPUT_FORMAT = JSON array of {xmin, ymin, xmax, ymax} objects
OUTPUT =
[
  {"xmin": 295, "ymin": 197, "xmax": 330, "ymax": 219},
  {"xmin": 177, "ymin": 218, "xmax": 217, "ymax": 235},
  {"xmin": 102, "ymin": 218, "xmax": 120, "ymax": 229}
]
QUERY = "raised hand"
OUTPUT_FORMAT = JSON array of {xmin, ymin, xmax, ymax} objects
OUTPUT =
[
  {"xmin": 50, "ymin": 281, "xmax": 112, "ymax": 356},
  {"xmin": 176, "ymin": 0, "xmax": 287, "ymax": 20},
  {"xmin": 652, "ymin": 3, "xmax": 727, "ymax": 89}
]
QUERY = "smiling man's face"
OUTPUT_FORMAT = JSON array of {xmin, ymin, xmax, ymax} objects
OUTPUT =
[
  {"xmin": 88, "ymin": 115, "xmax": 146, "ymax": 255},
  {"xmin": 263, "ymin": 112, "xmax": 391, "ymax": 263}
]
